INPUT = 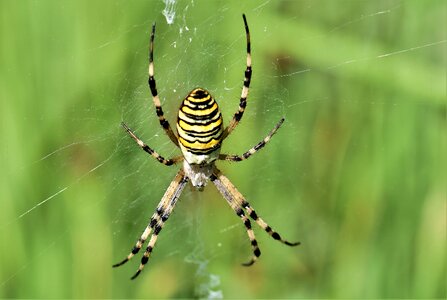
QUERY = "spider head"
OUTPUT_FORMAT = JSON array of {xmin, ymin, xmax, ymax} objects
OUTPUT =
[{"xmin": 183, "ymin": 160, "xmax": 215, "ymax": 190}]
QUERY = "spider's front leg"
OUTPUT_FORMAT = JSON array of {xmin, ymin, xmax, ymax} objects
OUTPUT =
[
  {"xmin": 222, "ymin": 14, "xmax": 252, "ymax": 139},
  {"xmin": 147, "ymin": 22, "xmax": 179, "ymax": 147}
]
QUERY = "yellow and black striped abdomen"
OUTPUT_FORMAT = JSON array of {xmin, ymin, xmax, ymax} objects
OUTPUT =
[{"xmin": 177, "ymin": 88, "xmax": 223, "ymax": 164}]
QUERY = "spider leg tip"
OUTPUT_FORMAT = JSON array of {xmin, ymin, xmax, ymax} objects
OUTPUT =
[
  {"xmin": 130, "ymin": 270, "xmax": 141, "ymax": 280},
  {"xmin": 286, "ymin": 241, "xmax": 301, "ymax": 247},
  {"xmin": 241, "ymin": 259, "xmax": 256, "ymax": 267},
  {"xmin": 112, "ymin": 258, "xmax": 129, "ymax": 268},
  {"xmin": 276, "ymin": 117, "xmax": 285, "ymax": 126}
]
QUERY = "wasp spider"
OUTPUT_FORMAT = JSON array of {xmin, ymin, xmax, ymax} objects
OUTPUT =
[{"xmin": 114, "ymin": 14, "xmax": 300, "ymax": 279}]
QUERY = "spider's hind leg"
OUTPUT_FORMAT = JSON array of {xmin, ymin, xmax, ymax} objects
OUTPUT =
[
  {"xmin": 211, "ymin": 172, "xmax": 261, "ymax": 266},
  {"xmin": 212, "ymin": 168, "xmax": 300, "ymax": 252},
  {"xmin": 241, "ymin": 201, "xmax": 300, "ymax": 246},
  {"xmin": 112, "ymin": 169, "xmax": 188, "ymax": 279}
]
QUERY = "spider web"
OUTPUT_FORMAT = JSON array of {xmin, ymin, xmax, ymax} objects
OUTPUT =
[{"xmin": 1, "ymin": 0, "xmax": 445, "ymax": 298}]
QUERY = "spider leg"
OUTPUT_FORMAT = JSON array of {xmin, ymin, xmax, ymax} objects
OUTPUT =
[
  {"xmin": 241, "ymin": 201, "xmax": 300, "ymax": 246},
  {"xmin": 222, "ymin": 14, "xmax": 252, "ymax": 140},
  {"xmin": 130, "ymin": 170, "xmax": 188, "ymax": 279},
  {"xmin": 113, "ymin": 169, "xmax": 188, "ymax": 278},
  {"xmin": 219, "ymin": 118, "xmax": 284, "ymax": 162},
  {"xmin": 148, "ymin": 22, "xmax": 179, "ymax": 147},
  {"xmin": 121, "ymin": 122, "xmax": 183, "ymax": 166},
  {"xmin": 213, "ymin": 168, "xmax": 300, "ymax": 248},
  {"xmin": 112, "ymin": 209, "xmax": 158, "ymax": 268},
  {"xmin": 112, "ymin": 169, "xmax": 186, "ymax": 268},
  {"xmin": 211, "ymin": 170, "xmax": 261, "ymax": 266}
]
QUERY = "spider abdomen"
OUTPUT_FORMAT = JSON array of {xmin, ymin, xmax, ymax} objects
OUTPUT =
[{"xmin": 177, "ymin": 88, "xmax": 223, "ymax": 165}]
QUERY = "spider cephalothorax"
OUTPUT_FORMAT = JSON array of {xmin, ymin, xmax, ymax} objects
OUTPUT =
[{"xmin": 114, "ymin": 14, "xmax": 299, "ymax": 280}]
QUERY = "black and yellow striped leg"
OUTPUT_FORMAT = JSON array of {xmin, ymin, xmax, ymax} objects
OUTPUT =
[
  {"xmin": 112, "ymin": 205, "xmax": 163, "ymax": 268},
  {"xmin": 212, "ymin": 169, "xmax": 300, "ymax": 252},
  {"xmin": 211, "ymin": 170, "xmax": 261, "ymax": 266},
  {"xmin": 121, "ymin": 122, "xmax": 183, "ymax": 166},
  {"xmin": 148, "ymin": 22, "xmax": 179, "ymax": 147},
  {"xmin": 130, "ymin": 170, "xmax": 188, "ymax": 279},
  {"xmin": 222, "ymin": 14, "xmax": 252, "ymax": 140},
  {"xmin": 113, "ymin": 169, "xmax": 186, "ymax": 268},
  {"xmin": 241, "ymin": 201, "xmax": 300, "ymax": 246},
  {"xmin": 219, "ymin": 118, "xmax": 284, "ymax": 162}
]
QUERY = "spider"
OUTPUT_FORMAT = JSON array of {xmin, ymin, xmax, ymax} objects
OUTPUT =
[{"xmin": 113, "ymin": 14, "xmax": 300, "ymax": 279}]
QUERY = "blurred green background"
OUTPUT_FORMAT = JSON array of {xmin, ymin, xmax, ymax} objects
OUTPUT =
[{"xmin": 0, "ymin": 0, "xmax": 445, "ymax": 298}]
